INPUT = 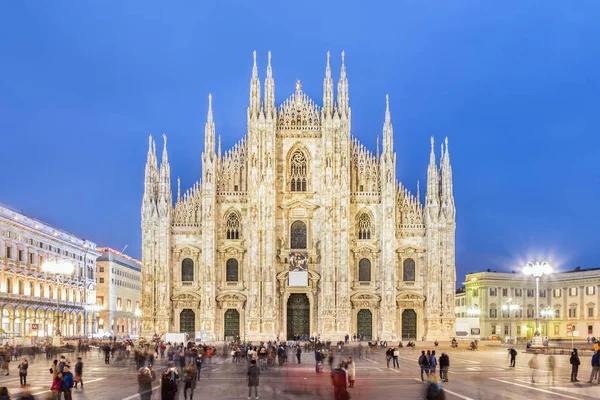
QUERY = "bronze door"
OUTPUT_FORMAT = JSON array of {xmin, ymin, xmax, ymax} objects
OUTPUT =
[
  {"xmin": 356, "ymin": 309, "xmax": 372, "ymax": 340},
  {"xmin": 287, "ymin": 294, "xmax": 310, "ymax": 339},
  {"xmin": 180, "ymin": 309, "xmax": 195, "ymax": 338},
  {"xmin": 402, "ymin": 309, "xmax": 417, "ymax": 340},
  {"xmin": 224, "ymin": 309, "xmax": 240, "ymax": 340}
]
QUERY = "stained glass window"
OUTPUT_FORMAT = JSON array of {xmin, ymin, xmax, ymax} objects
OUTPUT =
[
  {"xmin": 226, "ymin": 212, "xmax": 241, "ymax": 239},
  {"xmin": 357, "ymin": 213, "xmax": 372, "ymax": 240},
  {"xmin": 290, "ymin": 221, "xmax": 307, "ymax": 249},
  {"xmin": 226, "ymin": 258, "xmax": 238, "ymax": 282},
  {"xmin": 403, "ymin": 258, "xmax": 415, "ymax": 281},
  {"xmin": 359, "ymin": 258, "xmax": 371, "ymax": 281},
  {"xmin": 182, "ymin": 258, "xmax": 194, "ymax": 282},
  {"xmin": 290, "ymin": 150, "xmax": 308, "ymax": 192}
]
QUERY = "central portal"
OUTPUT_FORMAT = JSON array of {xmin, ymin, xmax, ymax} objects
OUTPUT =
[{"xmin": 286, "ymin": 293, "xmax": 310, "ymax": 339}]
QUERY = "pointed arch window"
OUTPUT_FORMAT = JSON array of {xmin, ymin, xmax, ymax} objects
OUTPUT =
[
  {"xmin": 289, "ymin": 150, "xmax": 308, "ymax": 192},
  {"xmin": 403, "ymin": 258, "xmax": 416, "ymax": 282},
  {"xmin": 357, "ymin": 213, "xmax": 373, "ymax": 240},
  {"xmin": 290, "ymin": 220, "xmax": 307, "ymax": 249},
  {"xmin": 182, "ymin": 258, "xmax": 194, "ymax": 282},
  {"xmin": 359, "ymin": 259, "xmax": 371, "ymax": 282},
  {"xmin": 226, "ymin": 258, "xmax": 238, "ymax": 282},
  {"xmin": 226, "ymin": 212, "xmax": 241, "ymax": 240}
]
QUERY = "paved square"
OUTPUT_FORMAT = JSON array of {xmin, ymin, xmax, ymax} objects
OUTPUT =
[{"xmin": 1, "ymin": 345, "xmax": 600, "ymax": 399}]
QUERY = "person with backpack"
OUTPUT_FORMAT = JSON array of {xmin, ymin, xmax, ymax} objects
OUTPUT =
[
  {"xmin": 183, "ymin": 365, "xmax": 197, "ymax": 400},
  {"xmin": 419, "ymin": 350, "xmax": 431, "ymax": 381},
  {"xmin": 425, "ymin": 375, "xmax": 446, "ymax": 400},
  {"xmin": 588, "ymin": 349, "xmax": 600, "ymax": 383},
  {"xmin": 570, "ymin": 348, "xmax": 580, "ymax": 382},
  {"xmin": 392, "ymin": 347, "xmax": 400, "ymax": 369}
]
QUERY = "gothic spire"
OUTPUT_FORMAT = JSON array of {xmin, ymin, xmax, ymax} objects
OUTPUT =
[
  {"xmin": 382, "ymin": 94, "xmax": 393, "ymax": 158},
  {"xmin": 426, "ymin": 136, "xmax": 439, "ymax": 209},
  {"xmin": 440, "ymin": 136, "xmax": 454, "ymax": 206},
  {"xmin": 204, "ymin": 94, "xmax": 215, "ymax": 157},
  {"xmin": 337, "ymin": 51, "xmax": 349, "ymax": 117},
  {"xmin": 158, "ymin": 133, "xmax": 172, "ymax": 209},
  {"xmin": 264, "ymin": 51, "xmax": 275, "ymax": 117},
  {"xmin": 323, "ymin": 51, "xmax": 334, "ymax": 117},
  {"xmin": 249, "ymin": 50, "xmax": 261, "ymax": 117},
  {"xmin": 417, "ymin": 179, "xmax": 421, "ymax": 205},
  {"xmin": 177, "ymin": 176, "xmax": 181, "ymax": 203},
  {"xmin": 143, "ymin": 134, "xmax": 158, "ymax": 201}
]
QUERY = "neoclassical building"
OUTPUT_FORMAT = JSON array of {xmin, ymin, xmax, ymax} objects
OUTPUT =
[
  {"xmin": 141, "ymin": 52, "xmax": 456, "ymax": 342},
  {"xmin": 0, "ymin": 204, "xmax": 100, "ymax": 340}
]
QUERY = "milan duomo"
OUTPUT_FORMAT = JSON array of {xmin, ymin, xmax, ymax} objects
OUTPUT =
[{"xmin": 140, "ymin": 51, "xmax": 456, "ymax": 342}]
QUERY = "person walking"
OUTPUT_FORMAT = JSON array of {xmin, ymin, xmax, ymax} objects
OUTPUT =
[
  {"xmin": 183, "ymin": 365, "xmax": 197, "ymax": 400},
  {"xmin": 137, "ymin": 367, "xmax": 156, "ymax": 400},
  {"xmin": 439, "ymin": 352, "xmax": 449, "ymax": 382},
  {"xmin": 18, "ymin": 358, "xmax": 28, "ymax": 387},
  {"xmin": 430, "ymin": 351, "xmax": 438, "ymax": 375},
  {"xmin": 528, "ymin": 353, "xmax": 539, "ymax": 383},
  {"xmin": 547, "ymin": 355, "xmax": 555, "ymax": 385},
  {"xmin": 103, "ymin": 345, "xmax": 111, "ymax": 365},
  {"xmin": 570, "ymin": 349, "xmax": 580, "ymax": 382},
  {"xmin": 296, "ymin": 346, "xmax": 302, "ymax": 364},
  {"xmin": 419, "ymin": 350, "xmax": 431, "ymax": 381},
  {"xmin": 509, "ymin": 348, "xmax": 517, "ymax": 367},
  {"xmin": 74, "ymin": 357, "xmax": 83, "ymax": 389},
  {"xmin": 385, "ymin": 347, "xmax": 393, "ymax": 368},
  {"xmin": 19, "ymin": 385, "xmax": 36, "ymax": 400},
  {"xmin": 346, "ymin": 357, "xmax": 356, "ymax": 388},
  {"xmin": 424, "ymin": 375, "xmax": 446, "ymax": 400},
  {"xmin": 60, "ymin": 364, "xmax": 75, "ymax": 400},
  {"xmin": 331, "ymin": 363, "xmax": 348, "ymax": 400},
  {"xmin": 195, "ymin": 352, "xmax": 203, "ymax": 380},
  {"xmin": 247, "ymin": 360, "xmax": 260, "ymax": 400},
  {"xmin": 588, "ymin": 349, "xmax": 600, "ymax": 383}
]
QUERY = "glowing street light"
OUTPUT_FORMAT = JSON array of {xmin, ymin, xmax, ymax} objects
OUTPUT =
[
  {"xmin": 42, "ymin": 259, "xmax": 74, "ymax": 341},
  {"xmin": 134, "ymin": 309, "xmax": 142, "ymax": 317},
  {"xmin": 467, "ymin": 307, "xmax": 481, "ymax": 316},
  {"xmin": 523, "ymin": 261, "xmax": 553, "ymax": 338}
]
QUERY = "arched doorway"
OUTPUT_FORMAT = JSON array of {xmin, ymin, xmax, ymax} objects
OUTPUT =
[
  {"xmin": 356, "ymin": 309, "xmax": 372, "ymax": 340},
  {"xmin": 287, "ymin": 294, "xmax": 310, "ymax": 339},
  {"xmin": 224, "ymin": 309, "xmax": 240, "ymax": 341},
  {"xmin": 402, "ymin": 309, "xmax": 417, "ymax": 340},
  {"xmin": 180, "ymin": 309, "xmax": 195, "ymax": 338}
]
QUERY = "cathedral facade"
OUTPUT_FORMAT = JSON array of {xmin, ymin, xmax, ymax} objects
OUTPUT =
[{"xmin": 140, "ymin": 52, "xmax": 456, "ymax": 342}]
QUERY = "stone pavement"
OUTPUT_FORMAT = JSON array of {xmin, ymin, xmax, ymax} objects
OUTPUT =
[{"xmin": 1, "ymin": 346, "xmax": 600, "ymax": 399}]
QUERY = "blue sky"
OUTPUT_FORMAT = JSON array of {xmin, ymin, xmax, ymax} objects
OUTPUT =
[{"xmin": 1, "ymin": 1, "xmax": 599, "ymax": 283}]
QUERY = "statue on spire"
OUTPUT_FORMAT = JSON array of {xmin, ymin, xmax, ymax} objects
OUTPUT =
[{"xmin": 296, "ymin": 79, "xmax": 302, "ymax": 92}]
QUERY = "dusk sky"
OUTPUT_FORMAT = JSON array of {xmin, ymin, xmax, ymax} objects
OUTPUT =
[{"xmin": 1, "ymin": 1, "xmax": 599, "ymax": 284}]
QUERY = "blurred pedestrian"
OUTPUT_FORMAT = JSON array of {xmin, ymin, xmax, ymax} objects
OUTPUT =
[
  {"xmin": 547, "ymin": 355, "xmax": 555, "ymax": 385},
  {"xmin": 425, "ymin": 375, "xmax": 446, "ymax": 400},
  {"xmin": 528, "ymin": 353, "xmax": 539, "ymax": 383},
  {"xmin": 247, "ymin": 360, "xmax": 260, "ymax": 400}
]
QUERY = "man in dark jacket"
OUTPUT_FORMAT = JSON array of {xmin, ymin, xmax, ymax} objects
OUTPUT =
[
  {"xmin": 331, "ymin": 363, "xmax": 348, "ymax": 400},
  {"xmin": 439, "ymin": 353, "xmax": 450, "ymax": 382},
  {"xmin": 247, "ymin": 360, "xmax": 260, "ymax": 399},
  {"xmin": 296, "ymin": 346, "xmax": 302, "ymax": 364},
  {"xmin": 61, "ymin": 364, "xmax": 75, "ymax": 400},
  {"xmin": 570, "ymin": 349, "xmax": 580, "ymax": 382}
]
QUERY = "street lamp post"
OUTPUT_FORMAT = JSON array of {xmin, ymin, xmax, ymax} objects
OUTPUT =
[
  {"xmin": 501, "ymin": 297, "xmax": 520, "ymax": 344},
  {"xmin": 523, "ymin": 261, "xmax": 553, "ymax": 346},
  {"xmin": 42, "ymin": 259, "xmax": 74, "ymax": 346},
  {"xmin": 540, "ymin": 307, "xmax": 553, "ymax": 339}
]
